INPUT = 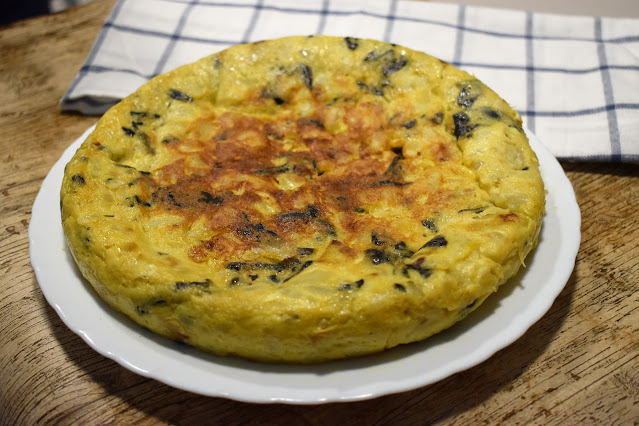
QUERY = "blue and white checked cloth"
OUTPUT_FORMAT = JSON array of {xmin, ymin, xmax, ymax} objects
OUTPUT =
[{"xmin": 61, "ymin": 0, "xmax": 639, "ymax": 163}]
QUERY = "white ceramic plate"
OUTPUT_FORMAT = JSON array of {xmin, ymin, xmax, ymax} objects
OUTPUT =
[{"xmin": 29, "ymin": 125, "xmax": 580, "ymax": 404}]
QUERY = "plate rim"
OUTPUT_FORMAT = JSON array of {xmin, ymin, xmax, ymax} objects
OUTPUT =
[{"xmin": 29, "ymin": 125, "xmax": 580, "ymax": 404}]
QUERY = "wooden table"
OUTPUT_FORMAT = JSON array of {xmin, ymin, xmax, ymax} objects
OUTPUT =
[{"xmin": 1, "ymin": 1, "xmax": 637, "ymax": 423}]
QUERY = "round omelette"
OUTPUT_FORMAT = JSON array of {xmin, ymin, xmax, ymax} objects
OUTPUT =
[{"xmin": 61, "ymin": 36, "xmax": 545, "ymax": 363}]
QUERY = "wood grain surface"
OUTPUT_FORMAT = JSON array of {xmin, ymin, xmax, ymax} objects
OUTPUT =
[{"xmin": 1, "ymin": 1, "xmax": 638, "ymax": 424}]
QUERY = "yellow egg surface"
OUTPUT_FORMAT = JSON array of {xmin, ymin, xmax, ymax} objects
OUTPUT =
[{"xmin": 60, "ymin": 36, "xmax": 545, "ymax": 363}]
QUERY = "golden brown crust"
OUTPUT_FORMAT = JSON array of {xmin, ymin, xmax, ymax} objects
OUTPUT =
[{"xmin": 61, "ymin": 36, "xmax": 545, "ymax": 363}]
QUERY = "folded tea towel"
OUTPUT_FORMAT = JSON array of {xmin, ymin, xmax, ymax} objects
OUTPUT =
[{"xmin": 60, "ymin": 0, "xmax": 639, "ymax": 162}]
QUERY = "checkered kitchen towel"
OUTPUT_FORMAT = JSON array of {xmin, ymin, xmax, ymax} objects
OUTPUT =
[{"xmin": 61, "ymin": 0, "xmax": 639, "ymax": 162}]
